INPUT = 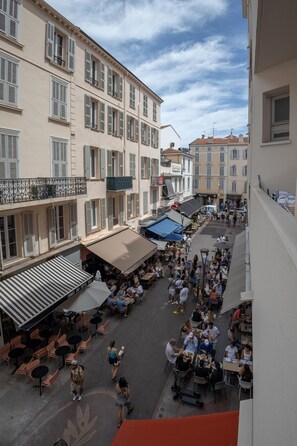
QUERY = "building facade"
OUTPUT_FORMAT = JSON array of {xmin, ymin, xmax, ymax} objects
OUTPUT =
[
  {"xmin": 160, "ymin": 124, "xmax": 181, "ymax": 151},
  {"xmin": 189, "ymin": 135, "xmax": 248, "ymax": 208},
  {"xmin": 0, "ymin": 0, "xmax": 162, "ymax": 280}
]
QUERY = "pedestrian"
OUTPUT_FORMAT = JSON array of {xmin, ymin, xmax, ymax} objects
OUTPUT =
[
  {"xmin": 175, "ymin": 284, "xmax": 189, "ymax": 314},
  {"xmin": 116, "ymin": 377, "xmax": 134, "ymax": 428},
  {"xmin": 70, "ymin": 360, "xmax": 84, "ymax": 401},
  {"xmin": 106, "ymin": 340, "xmax": 120, "ymax": 382}
]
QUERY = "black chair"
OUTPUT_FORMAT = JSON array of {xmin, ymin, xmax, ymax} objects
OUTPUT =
[{"xmin": 211, "ymin": 380, "xmax": 227, "ymax": 403}]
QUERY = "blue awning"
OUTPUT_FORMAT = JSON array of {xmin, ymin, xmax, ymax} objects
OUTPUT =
[
  {"xmin": 163, "ymin": 233, "xmax": 183, "ymax": 241},
  {"xmin": 146, "ymin": 217, "xmax": 182, "ymax": 238}
]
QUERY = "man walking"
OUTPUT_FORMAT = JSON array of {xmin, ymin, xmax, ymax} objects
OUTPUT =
[{"xmin": 70, "ymin": 360, "xmax": 84, "ymax": 401}]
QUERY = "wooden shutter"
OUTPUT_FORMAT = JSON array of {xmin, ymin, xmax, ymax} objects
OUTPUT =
[
  {"xmin": 67, "ymin": 37, "xmax": 75, "ymax": 72},
  {"xmin": 147, "ymin": 125, "xmax": 151, "ymax": 146},
  {"xmin": 119, "ymin": 195, "xmax": 124, "ymax": 225},
  {"xmin": 107, "ymin": 197, "xmax": 113, "ymax": 230},
  {"xmin": 141, "ymin": 157, "xmax": 145, "ymax": 179},
  {"xmin": 107, "ymin": 106, "xmax": 112, "ymax": 134},
  {"xmin": 107, "ymin": 150, "xmax": 112, "ymax": 177},
  {"xmin": 100, "ymin": 102, "xmax": 105, "ymax": 132},
  {"xmin": 119, "ymin": 76, "xmax": 123, "ymax": 100},
  {"xmin": 100, "ymin": 148, "xmax": 106, "ymax": 179},
  {"xmin": 151, "ymin": 128, "xmax": 154, "ymax": 147},
  {"xmin": 107, "ymin": 67, "xmax": 112, "ymax": 95},
  {"xmin": 46, "ymin": 22, "xmax": 55, "ymax": 61},
  {"xmin": 127, "ymin": 115, "xmax": 131, "ymax": 140},
  {"xmin": 127, "ymin": 194, "xmax": 131, "ymax": 220},
  {"xmin": 147, "ymin": 158, "xmax": 151, "ymax": 178},
  {"xmin": 119, "ymin": 112, "xmax": 124, "ymax": 137},
  {"xmin": 60, "ymin": 84, "xmax": 67, "ymax": 120},
  {"xmin": 69, "ymin": 203, "xmax": 78, "ymax": 239},
  {"xmin": 85, "ymin": 201, "xmax": 91, "ymax": 236},
  {"xmin": 48, "ymin": 207, "xmax": 57, "ymax": 248},
  {"xmin": 85, "ymin": 95, "xmax": 91, "ymax": 127},
  {"xmin": 83, "ymin": 145, "xmax": 91, "ymax": 179},
  {"xmin": 100, "ymin": 198, "xmax": 106, "ymax": 229},
  {"xmin": 23, "ymin": 212, "xmax": 35, "ymax": 256},
  {"xmin": 100, "ymin": 61, "xmax": 105, "ymax": 90},
  {"xmin": 141, "ymin": 122, "xmax": 144, "ymax": 144},
  {"xmin": 156, "ymin": 130, "xmax": 159, "ymax": 149},
  {"xmin": 85, "ymin": 50, "xmax": 91, "ymax": 82},
  {"xmin": 136, "ymin": 193, "xmax": 140, "ymax": 217},
  {"xmin": 119, "ymin": 152, "xmax": 124, "ymax": 177},
  {"xmin": 135, "ymin": 120, "xmax": 139, "ymax": 142}
]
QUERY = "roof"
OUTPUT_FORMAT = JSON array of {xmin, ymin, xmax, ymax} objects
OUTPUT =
[
  {"xmin": 190, "ymin": 135, "xmax": 249, "ymax": 145},
  {"xmin": 111, "ymin": 412, "xmax": 239, "ymax": 446}
]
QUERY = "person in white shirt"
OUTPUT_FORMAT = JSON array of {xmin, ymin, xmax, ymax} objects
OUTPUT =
[
  {"xmin": 165, "ymin": 339, "xmax": 181, "ymax": 365},
  {"xmin": 224, "ymin": 341, "xmax": 239, "ymax": 360},
  {"xmin": 206, "ymin": 322, "xmax": 220, "ymax": 351},
  {"xmin": 175, "ymin": 284, "xmax": 189, "ymax": 314}
]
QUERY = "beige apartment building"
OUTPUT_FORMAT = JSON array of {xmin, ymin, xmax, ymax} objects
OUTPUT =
[
  {"xmin": 189, "ymin": 135, "xmax": 248, "ymax": 208},
  {"xmin": 0, "ymin": 0, "xmax": 161, "ymax": 338},
  {"xmin": 238, "ymin": 0, "xmax": 297, "ymax": 445}
]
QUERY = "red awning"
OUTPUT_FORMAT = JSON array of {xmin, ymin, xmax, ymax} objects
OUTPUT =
[{"xmin": 111, "ymin": 411, "xmax": 239, "ymax": 446}]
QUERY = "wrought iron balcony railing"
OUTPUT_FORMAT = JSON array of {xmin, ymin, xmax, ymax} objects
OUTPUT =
[
  {"xmin": 0, "ymin": 177, "xmax": 87, "ymax": 204},
  {"xmin": 106, "ymin": 176, "xmax": 133, "ymax": 191}
]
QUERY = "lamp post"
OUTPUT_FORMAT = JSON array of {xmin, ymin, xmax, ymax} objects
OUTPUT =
[{"xmin": 200, "ymin": 248, "xmax": 209, "ymax": 295}]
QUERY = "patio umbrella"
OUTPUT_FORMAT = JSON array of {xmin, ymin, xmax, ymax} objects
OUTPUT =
[
  {"xmin": 60, "ymin": 281, "xmax": 111, "ymax": 313},
  {"xmin": 214, "ymin": 241, "xmax": 233, "ymax": 250}
]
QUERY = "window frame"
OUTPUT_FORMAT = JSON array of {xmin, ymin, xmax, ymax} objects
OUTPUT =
[
  {"xmin": 0, "ymin": 213, "xmax": 17, "ymax": 261},
  {"xmin": 50, "ymin": 76, "xmax": 68, "ymax": 121},
  {"xmin": 52, "ymin": 137, "xmax": 68, "ymax": 177},
  {"xmin": 0, "ymin": 128, "xmax": 19, "ymax": 179},
  {"xmin": 0, "ymin": 51, "xmax": 19, "ymax": 107},
  {"xmin": 0, "ymin": 0, "xmax": 20, "ymax": 41}
]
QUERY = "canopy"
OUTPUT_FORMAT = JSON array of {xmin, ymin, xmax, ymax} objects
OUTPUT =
[
  {"xmin": 146, "ymin": 217, "xmax": 182, "ymax": 238},
  {"xmin": 177, "ymin": 198, "xmax": 202, "ymax": 217},
  {"xmin": 166, "ymin": 209, "xmax": 191, "ymax": 228},
  {"xmin": 111, "ymin": 411, "xmax": 239, "ymax": 446},
  {"xmin": 150, "ymin": 240, "xmax": 168, "ymax": 251},
  {"xmin": 0, "ymin": 256, "xmax": 92, "ymax": 330},
  {"xmin": 221, "ymin": 230, "xmax": 247, "ymax": 314},
  {"xmin": 85, "ymin": 228, "xmax": 157, "ymax": 275},
  {"xmin": 59, "ymin": 281, "xmax": 111, "ymax": 312}
]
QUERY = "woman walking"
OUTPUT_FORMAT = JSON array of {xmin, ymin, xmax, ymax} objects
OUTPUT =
[
  {"xmin": 116, "ymin": 377, "xmax": 134, "ymax": 428},
  {"xmin": 106, "ymin": 340, "xmax": 120, "ymax": 382}
]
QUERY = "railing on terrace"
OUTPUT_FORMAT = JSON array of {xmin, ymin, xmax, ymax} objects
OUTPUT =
[
  {"xmin": 258, "ymin": 174, "xmax": 295, "ymax": 216},
  {"xmin": 0, "ymin": 177, "xmax": 87, "ymax": 204}
]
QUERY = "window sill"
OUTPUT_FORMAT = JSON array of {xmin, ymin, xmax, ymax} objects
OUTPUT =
[
  {"xmin": 91, "ymin": 127, "xmax": 100, "ymax": 133},
  {"xmin": 260, "ymin": 139, "xmax": 291, "ymax": 147},
  {"xmin": 0, "ymin": 103, "xmax": 23, "ymax": 114},
  {"xmin": 48, "ymin": 117, "xmax": 70, "ymax": 126},
  {"xmin": 0, "ymin": 33, "xmax": 23, "ymax": 49},
  {"xmin": 48, "ymin": 59, "xmax": 73, "ymax": 74}
]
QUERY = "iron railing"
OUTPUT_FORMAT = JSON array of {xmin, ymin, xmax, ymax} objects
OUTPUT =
[
  {"xmin": 0, "ymin": 177, "xmax": 87, "ymax": 204},
  {"xmin": 106, "ymin": 176, "xmax": 133, "ymax": 191}
]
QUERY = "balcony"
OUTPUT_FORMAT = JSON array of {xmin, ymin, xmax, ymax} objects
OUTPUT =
[
  {"xmin": 0, "ymin": 177, "xmax": 87, "ymax": 204},
  {"xmin": 106, "ymin": 176, "xmax": 133, "ymax": 191}
]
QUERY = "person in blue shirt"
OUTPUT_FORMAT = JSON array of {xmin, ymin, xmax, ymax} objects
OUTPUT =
[
  {"xmin": 199, "ymin": 339, "xmax": 213, "ymax": 356},
  {"xmin": 183, "ymin": 332, "xmax": 198, "ymax": 354},
  {"xmin": 116, "ymin": 297, "xmax": 128, "ymax": 317}
]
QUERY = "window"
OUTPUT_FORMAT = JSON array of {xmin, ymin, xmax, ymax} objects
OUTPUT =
[
  {"xmin": 129, "ymin": 83, "xmax": 135, "ymax": 109},
  {"xmin": 207, "ymin": 166, "xmax": 211, "ymax": 176},
  {"xmin": 219, "ymin": 179, "xmax": 224, "ymax": 190},
  {"xmin": 187, "ymin": 177, "xmax": 190, "ymax": 190},
  {"xmin": 107, "ymin": 150, "xmax": 123, "ymax": 177},
  {"xmin": 141, "ymin": 157, "xmax": 151, "ymax": 179},
  {"xmin": 151, "ymin": 158, "xmax": 159, "ymax": 176},
  {"xmin": 107, "ymin": 106, "xmax": 124, "ymax": 137},
  {"xmin": 51, "ymin": 77, "xmax": 67, "ymax": 120},
  {"xmin": 206, "ymin": 179, "xmax": 211, "ymax": 189},
  {"xmin": 143, "ymin": 191, "xmax": 148, "ymax": 214},
  {"xmin": 52, "ymin": 138, "xmax": 67, "ymax": 177},
  {"xmin": 231, "ymin": 149, "xmax": 239, "ymax": 160},
  {"xmin": 195, "ymin": 153, "xmax": 199, "ymax": 162},
  {"xmin": 194, "ymin": 165, "xmax": 199, "ymax": 175},
  {"xmin": 85, "ymin": 50, "xmax": 104, "ymax": 90},
  {"xmin": 84, "ymin": 146, "xmax": 105, "ymax": 180},
  {"xmin": 141, "ymin": 122, "xmax": 151, "ymax": 146},
  {"xmin": 243, "ymin": 148, "xmax": 248, "ymax": 159},
  {"xmin": 151, "ymin": 128, "xmax": 159, "ymax": 148},
  {"xmin": 230, "ymin": 165, "xmax": 237, "ymax": 176},
  {"xmin": 90, "ymin": 200, "xmax": 98, "ymax": 229},
  {"xmin": 219, "ymin": 166, "xmax": 225, "ymax": 176},
  {"xmin": 45, "ymin": 22, "xmax": 75, "ymax": 71},
  {"xmin": 127, "ymin": 115, "xmax": 139, "ymax": 142},
  {"xmin": 127, "ymin": 193, "xmax": 139, "ymax": 219},
  {"xmin": 220, "ymin": 152, "xmax": 225, "ymax": 162},
  {"xmin": 244, "ymin": 181, "xmax": 248, "ymax": 193},
  {"xmin": 0, "ymin": 214, "xmax": 17, "ymax": 260},
  {"xmin": 153, "ymin": 102, "xmax": 157, "ymax": 122},
  {"xmin": 232, "ymin": 181, "xmax": 237, "ymax": 192},
  {"xmin": 187, "ymin": 160, "xmax": 190, "ymax": 171},
  {"xmin": 85, "ymin": 95, "xmax": 103, "ymax": 131},
  {"xmin": 271, "ymin": 93, "xmax": 289, "ymax": 140},
  {"xmin": 48, "ymin": 205, "xmax": 65, "ymax": 247},
  {"xmin": 0, "ymin": 52, "xmax": 18, "ymax": 106},
  {"xmin": 242, "ymin": 165, "xmax": 248, "ymax": 176},
  {"xmin": 194, "ymin": 179, "xmax": 199, "ymax": 189},
  {"xmin": 90, "ymin": 147, "xmax": 97, "ymax": 178},
  {"xmin": 207, "ymin": 152, "xmax": 211, "ymax": 163},
  {"xmin": 107, "ymin": 67, "xmax": 123, "ymax": 100},
  {"xmin": 143, "ymin": 94, "xmax": 148, "ymax": 116},
  {"xmin": 129, "ymin": 153, "xmax": 136, "ymax": 178},
  {"xmin": 23, "ymin": 212, "xmax": 35, "ymax": 256},
  {"xmin": 0, "ymin": 129, "xmax": 18, "ymax": 178},
  {"xmin": 0, "ymin": 0, "xmax": 20, "ymax": 40}
]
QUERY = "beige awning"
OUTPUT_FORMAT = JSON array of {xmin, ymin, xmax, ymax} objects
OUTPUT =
[
  {"xmin": 85, "ymin": 228, "xmax": 157, "ymax": 275},
  {"xmin": 221, "ymin": 231, "xmax": 247, "ymax": 314}
]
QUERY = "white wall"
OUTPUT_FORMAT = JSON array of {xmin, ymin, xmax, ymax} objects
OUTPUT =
[{"xmin": 161, "ymin": 126, "xmax": 181, "ymax": 149}]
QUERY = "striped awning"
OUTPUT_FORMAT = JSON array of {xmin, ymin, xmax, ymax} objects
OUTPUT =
[{"xmin": 0, "ymin": 256, "xmax": 93, "ymax": 330}]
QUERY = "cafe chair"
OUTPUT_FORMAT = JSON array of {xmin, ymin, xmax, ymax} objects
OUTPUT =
[
  {"xmin": 47, "ymin": 341, "xmax": 58, "ymax": 362},
  {"xmin": 41, "ymin": 370, "xmax": 61, "ymax": 391},
  {"xmin": 79, "ymin": 336, "xmax": 92, "ymax": 352},
  {"xmin": 11, "ymin": 336, "xmax": 26, "ymax": 349},
  {"xmin": 211, "ymin": 380, "xmax": 227, "ymax": 404},
  {"xmin": 80, "ymin": 315, "xmax": 91, "ymax": 333},
  {"xmin": 30, "ymin": 329, "xmax": 43, "ymax": 341},
  {"xmin": 24, "ymin": 359, "xmax": 40, "ymax": 383},
  {"xmin": 0, "ymin": 343, "xmax": 12, "ymax": 365},
  {"xmin": 57, "ymin": 334, "xmax": 69, "ymax": 347},
  {"xmin": 65, "ymin": 349, "xmax": 80, "ymax": 367},
  {"xmin": 193, "ymin": 376, "xmax": 209, "ymax": 396},
  {"xmin": 96, "ymin": 320, "xmax": 110, "ymax": 336},
  {"xmin": 238, "ymin": 376, "xmax": 253, "ymax": 400},
  {"xmin": 15, "ymin": 357, "xmax": 34, "ymax": 377},
  {"xmin": 49, "ymin": 329, "xmax": 61, "ymax": 343},
  {"xmin": 33, "ymin": 346, "xmax": 48, "ymax": 360}
]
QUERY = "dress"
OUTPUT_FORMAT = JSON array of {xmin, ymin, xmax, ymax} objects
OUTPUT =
[{"xmin": 116, "ymin": 387, "xmax": 131, "ymax": 407}]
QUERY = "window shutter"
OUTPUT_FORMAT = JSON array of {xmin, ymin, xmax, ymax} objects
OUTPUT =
[
  {"xmin": 46, "ymin": 22, "xmax": 55, "ymax": 61},
  {"xmin": 100, "ymin": 198, "xmax": 106, "ymax": 229},
  {"xmin": 141, "ymin": 122, "xmax": 144, "ymax": 144},
  {"xmin": 69, "ymin": 203, "xmax": 78, "ymax": 239},
  {"xmin": 151, "ymin": 128, "xmax": 154, "ymax": 147},
  {"xmin": 136, "ymin": 193, "xmax": 140, "ymax": 217},
  {"xmin": 100, "ymin": 61, "xmax": 105, "ymax": 90},
  {"xmin": 83, "ymin": 145, "xmax": 91, "ymax": 179},
  {"xmin": 48, "ymin": 207, "xmax": 57, "ymax": 248},
  {"xmin": 107, "ymin": 150, "xmax": 112, "ymax": 177},
  {"xmin": 127, "ymin": 115, "xmax": 131, "ymax": 140},
  {"xmin": 85, "ymin": 50, "xmax": 91, "ymax": 82},
  {"xmin": 147, "ymin": 158, "xmax": 151, "ymax": 178},
  {"xmin": 143, "ymin": 191, "xmax": 148, "ymax": 214},
  {"xmin": 60, "ymin": 84, "xmax": 67, "ymax": 120},
  {"xmin": 85, "ymin": 201, "xmax": 91, "ymax": 235},
  {"xmin": 156, "ymin": 130, "xmax": 159, "ymax": 149},
  {"xmin": 141, "ymin": 157, "xmax": 144, "ymax": 179},
  {"xmin": 107, "ymin": 197, "xmax": 113, "ymax": 230},
  {"xmin": 156, "ymin": 160, "xmax": 159, "ymax": 176},
  {"xmin": 85, "ymin": 95, "xmax": 91, "ymax": 128},
  {"xmin": 119, "ymin": 195, "xmax": 124, "ymax": 225},
  {"xmin": 127, "ymin": 194, "xmax": 131, "ymax": 220},
  {"xmin": 23, "ymin": 212, "xmax": 35, "ymax": 257},
  {"xmin": 107, "ymin": 106, "xmax": 112, "ymax": 134},
  {"xmin": 107, "ymin": 67, "xmax": 112, "ymax": 95},
  {"xmin": 67, "ymin": 37, "xmax": 75, "ymax": 72},
  {"xmin": 119, "ymin": 152, "xmax": 123, "ymax": 177},
  {"xmin": 100, "ymin": 102, "xmax": 105, "ymax": 132},
  {"xmin": 119, "ymin": 112, "xmax": 124, "ymax": 137},
  {"xmin": 100, "ymin": 148, "xmax": 106, "ymax": 179},
  {"xmin": 147, "ymin": 125, "xmax": 151, "ymax": 146},
  {"xmin": 119, "ymin": 76, "xmax": 123, "ymax": 100},
  {"xmin": 135, "ymin": 120, "xmax": 139, "ymax": 142}
]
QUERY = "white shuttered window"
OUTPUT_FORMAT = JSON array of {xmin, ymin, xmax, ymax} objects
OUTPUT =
[
  {"xmin": 52, "ymin": 138, "xmax": 68, "ymax": 177},
  {"xmin": 0, "ymin": 129, "xmax": 18, "ymax": 179},
  {"xmin": 0, "ymin": 52, "xmax": 18, "ymax": 106},
  {"xmin": 0, "ymin": 0, "xmax": 20, "ymax": 40},
  {"xmin": 51, "ymin": 77, "xmax": 67, "ymax": 120}
]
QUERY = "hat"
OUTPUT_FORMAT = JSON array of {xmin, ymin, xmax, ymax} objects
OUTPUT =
[
  {"xmin": 204, "ymin": 339, "xmax": 210, "ymax": 346},
  {"xmin": 189, "ymin": 332, "xmax": 194, "ymax": 338},
  {"xmin": 71, "ymin": 360, "xmax": 78, "ymax": 366}
]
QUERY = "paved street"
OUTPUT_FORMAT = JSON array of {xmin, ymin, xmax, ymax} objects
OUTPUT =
[{"xmin": 0, "ymin": 219, "xmax": 244, "ymax": 446}]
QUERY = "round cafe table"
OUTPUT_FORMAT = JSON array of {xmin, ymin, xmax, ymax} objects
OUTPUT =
[
  {"xmin": 67, "ymin": 335, "xmax": 82, "ymax": 353},
  {"xmin": 90, "ymin": 315, "xmax": 102, "ymax": 330},
  {"xmin": 31, "ymin": 365, "xmax": 49, "ymax": 396},
  {"xmin": 55, "ymin": 345, "xmax": 71, "ymax": 370},
  {"xmin": 8, "ymin": 347, "xmax": 25, "ymax": 374}
]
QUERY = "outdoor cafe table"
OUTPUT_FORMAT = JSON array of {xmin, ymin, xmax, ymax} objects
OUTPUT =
[
  {"xmin": 31, "ymin": 365, "xmax": 49, "ymax": 396},
  {"xmin": 9, "ymin": 347, "xmax": 25, "ymax": 374},
  {"xmin": 90, "ymin": 316, "xmax": 102, "ymax": 336},
  {"xmin": 55, "ymin": 345, "xmax": 71, "ymax": 370},
  {"xmin": 140, "ymin": 273, "xmax": 155, "ymax": 288},
  {"xmin": 67, "ymin": 335, "xmax": 82, "ymax": 352}
]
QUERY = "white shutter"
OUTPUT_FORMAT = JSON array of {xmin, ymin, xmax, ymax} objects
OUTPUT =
[
  {"xmin": 46, "ymin": 22, "xmax": 55, "ymax": 61},
  {"xmin": 135, "ymin": 120, "xmax": 139, "ymax": 142},
  {"xmin": 119, "ymin": 76, "xmax": 123, "ymax": 100},
  {"xmin": 107, "ymin": 150, "xmax": 112, "ymax": 177},
  {"xmin": 67, "ymin": 37, "xmax": 75, "ymax": 72},
  {"xmin": 143, "ymin": 191, "xmax": 148, "ymax": 214},
  {"xmin": 119, "ymin": 112, "xmax": 124, "ymax": 137},
  {"xmin": 84, "ymin": 145, "xmax": 91, "ymax": 179},
  {"xmin": 100, "ymin": 148, "xmax": 106, "ymax": 179},
  {"xmin": 156, "ymin": 130, "xmax": 159, "ymax": 149},
  {"xmin": 147, "ymin": 158, "xmax": 151, "ymax": 177},
  {"xmin": 141, "ymin": 122, "xmax": 144, "ymax": 144},
  {"xmin": 136, "ymin": 193, "xmax": 140, "ymax": 217},
  {"xmin": 100, "ymin": 102, "xmax": 105, "ymax": 132},
  {"xmin": 85, "ymin": 50, "xmax": 91, "ymax": 82},
  {"xmin": 23, "ymin": 212, "xmax": 35, "ymax": 257},
  {"xmin": 100, "ymin": 198, "xmax": 106, "ymax": 229},
  {"xmin": 85, "ymin": 201, "xmax": 91, "ymax": 235},
  {"xmin": 69, "ymin": 203, "xmax": 78, "ymax": 239},
  {"xmin": 127, "ymin": 194, "xmax": 131, "ymax": 219},
  {"xmin": 119, "ymin": 195, "xmax": 124, "ymax": 225},
  {"xmin": 127, "ymin": 115, "xmax": 131, "ymax": 140},
  {"xmin": 85, "ymin": 95, "xmax": 91, "ymax": 127},
  {"xmin": 147, "ymin": 125, "xmax": 151, "ymax": 146},
  {"xmin": 119, "ymin": 152, "xmax": 123, "ymax": 177},
  {"xmin": 48, "ymin": 207, "xmax": 57, "ymax": 248},
  {"xmin": 107, "ymin": 106, "xmax": 112, "ymax": 134},
  {"xmin": 107, "ymin": 67, "xmax": 112, "ymax": 95},
  {"xmin": 141, "ymin": 157, "xmax": 144, "ymax": 179},
  {"xmin": 60, "ymin": 83, "xmax": 67, "ymax": 119},
  {"xmin": 107, "ymin": 197, "xmax": 113, "ymax": 230},
  {"xmin": 100, "ymin": 60, "xmax": 105, "ymax": 90}
]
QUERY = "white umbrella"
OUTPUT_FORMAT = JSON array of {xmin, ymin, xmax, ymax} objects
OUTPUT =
[{"xmin": 61, "ymin": 281, "xmax": 111, "ymax": 312}]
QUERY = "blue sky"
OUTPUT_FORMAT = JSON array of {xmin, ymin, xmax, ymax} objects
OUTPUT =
[{"xmin": 46, "ymin": 0, "xmax": 248, "ymax": 146}]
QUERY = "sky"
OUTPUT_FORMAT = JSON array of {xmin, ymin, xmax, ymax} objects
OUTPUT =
[{"xmin": 46, "ymin": 0, "xmax": 248, "ymax": 146}]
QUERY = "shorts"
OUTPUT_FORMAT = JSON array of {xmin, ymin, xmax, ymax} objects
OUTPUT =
[{"xmin": 109, "ymin": 356, "xmax": 118, "ymax": 366}]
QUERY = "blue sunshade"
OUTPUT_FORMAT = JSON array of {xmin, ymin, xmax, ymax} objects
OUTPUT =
[{"xmin": 147, "ymin": 218, "xmax": 182, "ymax": 238}]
